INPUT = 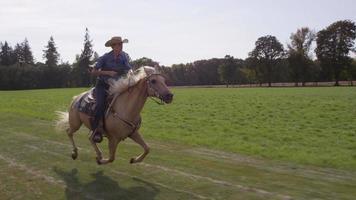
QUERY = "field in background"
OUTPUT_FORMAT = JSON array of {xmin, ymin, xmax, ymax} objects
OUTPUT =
[
  {"xmin": 0, "ymin": 87, "xmax": 356, "ymax": 199},
  {"xmin": 173, "ymin": 80, "xmax": 356, "ymax": 88}
]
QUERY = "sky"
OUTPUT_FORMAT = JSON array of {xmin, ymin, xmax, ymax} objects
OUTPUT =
[{"xmin": 0, "ymin": 0, "xmax": 355, "ymax": 66}]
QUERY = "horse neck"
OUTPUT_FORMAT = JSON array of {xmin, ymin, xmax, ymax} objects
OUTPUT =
[{"xmin": 112, "ymin": 79, "xmax": 148, "ymax": 120}]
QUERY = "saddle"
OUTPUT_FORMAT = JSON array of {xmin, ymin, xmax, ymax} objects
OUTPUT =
[{"xmin": 74, "ymin": 88, "xmax": 113, "ymax": 117}]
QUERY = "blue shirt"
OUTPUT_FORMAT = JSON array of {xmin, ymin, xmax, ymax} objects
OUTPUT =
[{"xmin": 95, "ymin": 50, "xmax": 132, "ymax": 81}]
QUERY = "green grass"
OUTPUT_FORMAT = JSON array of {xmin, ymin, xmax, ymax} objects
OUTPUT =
[
  {"xmin": 1, "ymin": 87, "xmax": 356, "ymax": 170},
  {"xmin": 1, "ymin": 87, "xmax": 356, "ymax": 199},
  {"xmin": 142, "ymin": 87, "xmax": 356, "ymax": 170}
]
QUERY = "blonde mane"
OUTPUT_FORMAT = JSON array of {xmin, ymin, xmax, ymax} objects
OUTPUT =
[{"xmin": 108, "ymin": 66, "xmax": 156, "ymax": 95}]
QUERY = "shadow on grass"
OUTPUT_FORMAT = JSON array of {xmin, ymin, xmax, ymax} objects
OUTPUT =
[{"xmin": 53, "ymin": 167, "xmax": 160, "ymax": 200}]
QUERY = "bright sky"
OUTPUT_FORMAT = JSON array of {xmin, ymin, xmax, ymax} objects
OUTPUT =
[{"xmin": 0, "ymin": 0, "xmax": 355, "ymax": 66}]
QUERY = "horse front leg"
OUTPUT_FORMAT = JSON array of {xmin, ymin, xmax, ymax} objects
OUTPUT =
[
  {"xmin": 129, "ymin": 131, "xmax": 150, "ymax": 164},
  {"xmin": 97, "ymin": 137, "xmax": 119, "ymax": 165},
  {"xmin": 89, "ymin": 135, "xmax": 103, "ymax": 163}
]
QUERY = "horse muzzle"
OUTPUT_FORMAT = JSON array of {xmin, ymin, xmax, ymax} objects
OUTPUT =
[{"xmin": 161, "ymin": 93, "xmax": 173, "ymax": 104}]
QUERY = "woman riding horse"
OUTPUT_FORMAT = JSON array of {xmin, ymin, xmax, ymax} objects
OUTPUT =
[
  {"xmin": 57, "ymin": 37, "xmax": 173, "ymax": 164},
  {"xmin": 56, "ymin": 62, "xmax": 173, "ymax": 164},
  {"xmin": 90, "ymin": 36, "xmax": 132, "ymax": 143}
]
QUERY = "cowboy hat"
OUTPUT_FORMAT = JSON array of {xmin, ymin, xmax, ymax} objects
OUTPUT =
[{"xmin": 105, "ymin": 36, "xmax": 129, "ymax": 47}]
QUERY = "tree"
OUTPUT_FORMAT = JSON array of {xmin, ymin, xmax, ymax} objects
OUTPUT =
[
  {"xmin": 0, "ymin": 41, "xmax": 15, "ymax": 66},
  {"xmin": 22, "ymin": 38, "xmax": 34, "ymax": 64},
  {"xmin": 315, "ymin": 20, "xmax": 356, "ymax": 86},
  {"xmin": 287, "ymin": 27, "xmax": 315, "ymax": 86},
  {"xmin": 13, "ymin": 39, "xmax": 35, "ymax": 65},
  {"xmin": 13, "ymin": 43, "xmax": 24, "ymax": 64},
  {"xmin": 43, "ymin": 36, "xmax": 60, "ymax": 67},
  {"xmin": 193, "ymin": 59, "xmax": 222, "ymax": 85},
  {"xmin": 244, "ymin": 57, "xmax": 262, "ymax": 85},
  {"xmin": 41, "ymin": 36, "xmax": 62, "ymax": 88},
  {"xmin": 240, "ymin": 67, "xmax": 256, "ymax": 85},
  {"xmin": 347, "ymin": 58, "xmax": 356, "ymax": 85},
  {"xmin": 131, "ymin": 57, "xmax": 159, "ymax": 70},
  {"xmin": 80, "ymin": 28, "xmax": 94, "ymax": 60},
  {"xmin": 72, "ymin": 28, "xmax": 94, "ymax": 87},
  {"xmin": 92, "ymin": 51, "xmax": 99, "ymax": 63},
  {"xmin": 218, "ymin": 55, "xmax": 237, "ymax": 87},
  {"xmin": 249, "ymin": 35, "xmax": 285, "ymax": 86}
]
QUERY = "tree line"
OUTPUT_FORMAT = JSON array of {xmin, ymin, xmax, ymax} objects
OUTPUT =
[
  {"xmin": 0, "ymin": 28, "xmax": 100, "ymax": 90},
  {"xmin": 0, "ymin": 20, "xmax": 355, "ymax": 90}
]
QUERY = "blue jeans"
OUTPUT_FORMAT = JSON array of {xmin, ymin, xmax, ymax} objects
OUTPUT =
[{"xmin": 92, "ymin": 79, "xmax": 109, "ymax": 131}]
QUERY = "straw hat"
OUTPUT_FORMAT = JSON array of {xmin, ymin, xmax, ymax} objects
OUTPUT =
[{"xmin": 105, "ymin": 36, "xmax": 129, "ymax": 47}]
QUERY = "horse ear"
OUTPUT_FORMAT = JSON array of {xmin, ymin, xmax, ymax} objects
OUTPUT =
[
  {"xmin": 143, "ymin": 66, "xmax": 155, "ymax": 75},
  {"xmin": 89, "ymin": 63, "xmax": 96, "ymax": 68},
  {"xmin": 154, "ymin": 64, "xmax": 161, "ymax": 73}
]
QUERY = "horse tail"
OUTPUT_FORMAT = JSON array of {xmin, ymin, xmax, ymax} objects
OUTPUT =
[{"xmin": 55, "ymin": 111, "xmax": 69, "ymax": 132}]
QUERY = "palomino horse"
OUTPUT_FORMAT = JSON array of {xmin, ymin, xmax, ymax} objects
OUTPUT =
[{"xmin": 56, "ymin": 66, "xmax": 173, "ymax": 164}]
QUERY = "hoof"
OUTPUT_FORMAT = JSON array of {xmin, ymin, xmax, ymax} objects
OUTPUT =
[
  {"xmin": 71, "ymin": 152, "xmax": 78, "ymax": 160},
  {"xmin": 96, "ymin": 157, "xmax": 102, "ymax": 165},
  {"xmin": 130, "ymin": 158, "xmax": 135, "ymax": 164}
]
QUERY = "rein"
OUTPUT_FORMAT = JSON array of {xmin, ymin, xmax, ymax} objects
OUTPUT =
[
  {"xmin": 149, "ymin": 96, "xmax": 164, "ymax": 105},
  {"xmin": 111, "ymin": 109, "xmax": 141, "ymax": 137}
]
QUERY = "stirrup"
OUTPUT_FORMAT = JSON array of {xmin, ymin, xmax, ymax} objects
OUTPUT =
[{"xmin": 90, "ymin": 129, "xmax": 103, "ymax": 143}]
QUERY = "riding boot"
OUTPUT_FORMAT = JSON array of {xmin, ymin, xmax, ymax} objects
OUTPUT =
[
  {"xmin": 90, "ymin": 118, "xmax": 103, "ymax": 143},
  {"xmin": 90, "ymin": 129, "xmax": 103, "ymax": 143}
]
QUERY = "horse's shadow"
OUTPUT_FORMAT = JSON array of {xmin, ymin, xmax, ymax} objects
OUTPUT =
[{"xmin": 53, "ymin": 167, "xmax": 160, "ymax": 200}]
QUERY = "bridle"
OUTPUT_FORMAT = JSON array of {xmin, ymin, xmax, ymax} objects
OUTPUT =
[
  {"xmin": 109, "ymin": 72, "xmax": 169, "ymax": 136},
  {"xmin": 146, "ymin": 73, "xmax": 168, "ymax": 105}
]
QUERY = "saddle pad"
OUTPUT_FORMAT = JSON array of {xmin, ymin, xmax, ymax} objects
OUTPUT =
[{"xmin": 74, "ymin": 88, "xmax": 96, "ymax": 116}]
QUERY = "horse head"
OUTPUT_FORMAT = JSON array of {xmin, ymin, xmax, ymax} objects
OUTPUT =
[
  {"xmin": 108, "ymin": 66, "xmax": 173, "ymax": 104},
  {"xmin": 145, "ymin": 73, "xmax": 173, "ymax": 104}
]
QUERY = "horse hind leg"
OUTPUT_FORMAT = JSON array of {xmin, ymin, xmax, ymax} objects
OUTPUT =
[
  {"xmin": 67, "ymin": 127, "xmax": 79, "ymax": 160},
  {"xmin": 67, "ymin": 110, "xmax": 82, "ymax": 160}
]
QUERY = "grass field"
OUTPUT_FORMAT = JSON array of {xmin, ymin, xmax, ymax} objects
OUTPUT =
[{"xmin": 0, "ymin": 87, "xmax": 356, "ymax": 199}]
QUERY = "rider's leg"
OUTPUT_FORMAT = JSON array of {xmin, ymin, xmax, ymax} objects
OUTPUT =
[{"xmin": 91, "ymin": 80, "xmax": 107, "ymax": 143}]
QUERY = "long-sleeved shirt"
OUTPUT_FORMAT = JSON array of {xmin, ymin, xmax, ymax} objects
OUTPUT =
[{"xmin": 95, "ymin": 50, "xmax": 132, "ymax": 81}]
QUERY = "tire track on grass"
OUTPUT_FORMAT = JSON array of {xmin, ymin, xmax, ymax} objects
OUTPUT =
[
  {"xmin": 0, "ymin": 154, "xmax": 98, "ymax": 200},
  {"xmin": 138, "ymin": 162, "xmax": 292, "ymax": 200},
  {"xmin": 12, "ymin": 131, "xmax": 293, "ymax": 200},
  {"xmin": 18, "ymin": 142, "xmax": 214, "ymax": 200},
  {"xmin": 127, "ymin": 138, "xmax": 356, "ymax": 183},
  {"xmin": 111, "ymin": 170, "xmax": 214, "ymax": 200}
]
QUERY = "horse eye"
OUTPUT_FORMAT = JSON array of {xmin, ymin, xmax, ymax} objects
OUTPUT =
[{"xmin": 150, "ymin": 79, "xmax": 156, "ymax": 84}]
